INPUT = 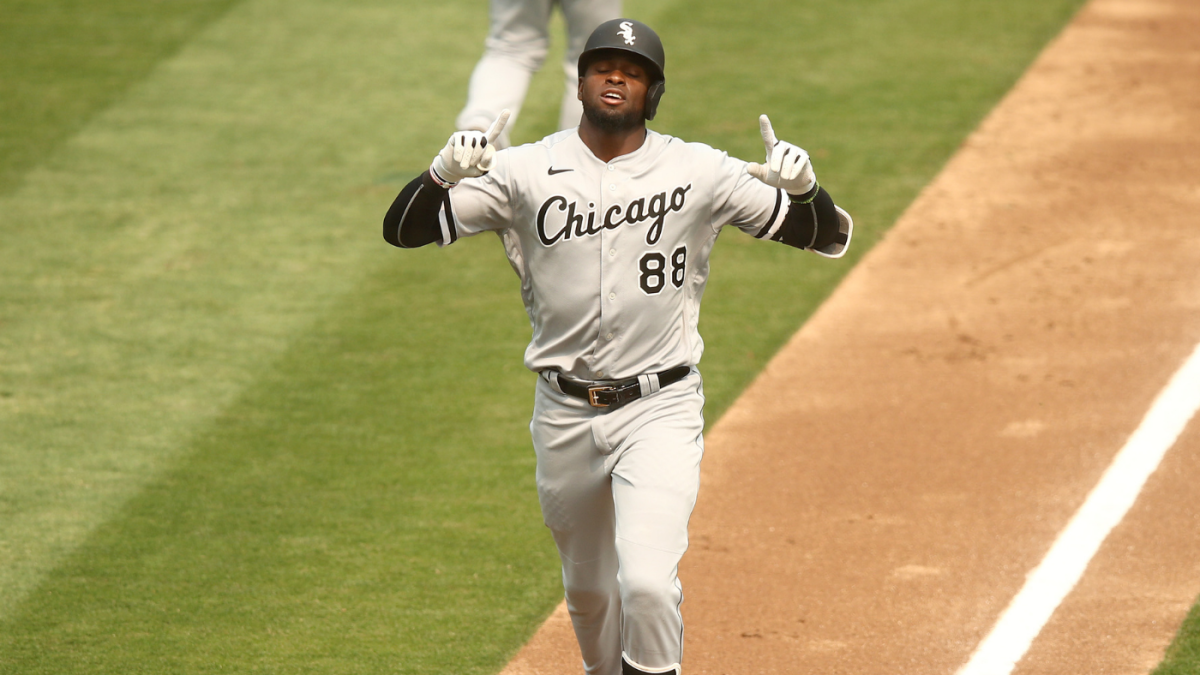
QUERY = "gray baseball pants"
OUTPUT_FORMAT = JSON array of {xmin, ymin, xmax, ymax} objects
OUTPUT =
[{"xmin": 531, "ymin": 368, "xmax": 704, "ymax": 675}]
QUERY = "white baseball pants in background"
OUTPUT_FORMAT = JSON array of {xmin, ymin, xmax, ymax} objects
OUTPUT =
[{"xmin": 456, "ymin": 0, "xmax": 622, "ymax": 148}]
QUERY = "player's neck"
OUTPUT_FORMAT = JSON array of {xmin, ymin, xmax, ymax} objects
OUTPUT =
[{"xmin": 578, "ymin": 121, "xmax": 647, "ymax": 163}]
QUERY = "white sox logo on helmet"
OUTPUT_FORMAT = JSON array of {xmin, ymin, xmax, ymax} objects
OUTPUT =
[
  {"xmin": 536, "ymin": 184, "xmax": 692, "ymax": 247},
  {"xmin": 618, "ymin": 21, "xmax": 636, "ymax": 45}
]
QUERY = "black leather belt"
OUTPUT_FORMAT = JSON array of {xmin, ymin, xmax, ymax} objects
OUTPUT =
[{"xmin": 555, "ymin": 365, "xmax": 691, "ymax": 410}]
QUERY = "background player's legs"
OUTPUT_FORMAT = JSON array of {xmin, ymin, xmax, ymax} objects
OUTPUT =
[
  {"xmin": 608, "ymin": 378, "xmax": 705, "ymax": 672},
  {"xmin": 556, "ymin": 55, "xmax": 583, "ymax": 133},
  {"xmin": 557, "ymin": 0, "xmax": 621, "ymax": 131},
  {"xmin": 532, "ymin": 380, "xmax": 622, "ymax": 675},
  {"xmin": 456, "ymin": 0, "xmax": 553, "ymax": 148}
]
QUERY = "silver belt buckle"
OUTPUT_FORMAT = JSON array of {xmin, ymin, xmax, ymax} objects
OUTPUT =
[{"xmin": 587, "ymin": 385, "xmax": 616, "ymax": 408}]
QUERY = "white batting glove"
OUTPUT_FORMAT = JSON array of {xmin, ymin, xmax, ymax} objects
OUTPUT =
[
  {"xmin": 745, "ymin": 114, "xmax": 817, "ymax": 195},
  {"xmin": 430, "ymin": 110, "xmax": 510, "ymax": 186}
]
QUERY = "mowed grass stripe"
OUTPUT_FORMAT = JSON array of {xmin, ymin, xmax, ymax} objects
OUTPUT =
[
  {"xmin": 0, "ymin": 0, "xmax": 486, "ymax": 618},
  {"xmin": 1, "ymin": 0, "xmax": 1096, "ymax": 672},
  {"xmin": 1, "ymin": 239, "xmax": 555, "ymax": 675},
  {"xmin": 0, "ymin": 0, "xmax": 244, "ymax": 196}
]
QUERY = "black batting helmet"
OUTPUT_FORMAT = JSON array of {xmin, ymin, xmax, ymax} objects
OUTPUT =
[{"xmin": 578, "ymin": 19, "xmax": 666, "ymax": 120}]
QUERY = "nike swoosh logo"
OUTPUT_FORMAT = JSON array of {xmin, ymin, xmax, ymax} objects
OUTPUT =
[{"xmin": 547, "ymin": 167, "xmax": 573, "ymax": 175}]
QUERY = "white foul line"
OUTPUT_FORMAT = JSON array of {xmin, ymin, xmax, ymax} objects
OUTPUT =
[{"xmin": 957, "ymin": 341, "xmax": 1200, "ymax": 675}]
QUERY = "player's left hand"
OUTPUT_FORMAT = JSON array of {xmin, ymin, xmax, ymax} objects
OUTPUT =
[{"xmin": 745, "ymin": 114, "xmax": 817, "ymax": 195}]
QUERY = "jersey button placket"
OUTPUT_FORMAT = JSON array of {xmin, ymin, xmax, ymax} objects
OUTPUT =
[{"xmin": 598, "ymin": 163, "xmax": 621, "ymax": 368}]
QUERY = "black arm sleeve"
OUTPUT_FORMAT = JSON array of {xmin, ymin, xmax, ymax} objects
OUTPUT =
[
  {"xmin": 382, "ymin": 170, "xmax": 447, "ymax": 249},
  {"xmin": 769, "ymin": 185, "xmax": 845, "ymax": 252}
]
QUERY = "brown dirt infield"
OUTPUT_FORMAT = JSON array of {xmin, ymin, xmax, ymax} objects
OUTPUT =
[{"xmin": 500, "ymin": 0, "xmax": 1200, "ymax": 673}]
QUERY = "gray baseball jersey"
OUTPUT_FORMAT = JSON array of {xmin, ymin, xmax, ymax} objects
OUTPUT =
[{"xmin": 434, "ymin": 128, "xmax": 795, "ymax": 381}]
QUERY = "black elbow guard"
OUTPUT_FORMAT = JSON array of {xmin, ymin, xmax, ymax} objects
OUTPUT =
[
  {"xmin": 773, "ymin": 186, "xmax": 853, "ymax": 258},
  {"xmin": 383, "ymin": 171, "xmax": 446, "ymax": 249}
]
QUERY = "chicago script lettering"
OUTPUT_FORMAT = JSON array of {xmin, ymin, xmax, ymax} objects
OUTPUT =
[{"xmin": 536, "ymin": 184, "xmax": 692, "ymax": 246}]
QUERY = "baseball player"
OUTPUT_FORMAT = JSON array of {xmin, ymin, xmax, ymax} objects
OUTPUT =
[
  {"xmin": 384, "ymin": 18, "xmax": 851, "ymax": 675},
  {"xmin": 456, "ymin": 0, "xmax": 621, "ymax": 149}
]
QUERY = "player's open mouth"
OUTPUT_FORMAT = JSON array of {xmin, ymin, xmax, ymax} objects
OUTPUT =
[{"xmin": 601, "ymin": 90, "xmax": 626, "ymax": 104}]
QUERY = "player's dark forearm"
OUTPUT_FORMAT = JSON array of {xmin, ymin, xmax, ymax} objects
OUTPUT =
[
  {"xmin": 771, "ymin": 186, "xmax": 844, "ymax": 252},
  {"xmin": 382, "ymin": 171, "xmax": 444, "ymax": 248}
]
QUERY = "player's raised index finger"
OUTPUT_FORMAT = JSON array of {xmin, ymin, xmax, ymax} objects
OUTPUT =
[
  {"xmin": 485, "ymin": 109, "xmax": 511, "ymax": 144},
  {"xmin": 758, "ymin": 114, "xmax": 778, "ymax": 154}
]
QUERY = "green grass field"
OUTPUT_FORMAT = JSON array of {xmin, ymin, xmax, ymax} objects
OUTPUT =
[
  {"xmin": 1155, "ymin": 600, "xmax": 1200, "ymax": 675},
  {"xmin": 7, "ymin": 0, "xmax": 1195, "ymax": 672}
]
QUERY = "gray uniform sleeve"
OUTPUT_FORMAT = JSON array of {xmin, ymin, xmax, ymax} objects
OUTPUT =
[
  {"xmin": 709, "ymin": 149, "xmax": 852, "ymax": 258},
  {"xmin": 708, "ymin": 151, "xmax": 788, "ymax": 236},
  {"xmin": 441, "ymin": 153, "xmax": 516, "ymax": 245}
]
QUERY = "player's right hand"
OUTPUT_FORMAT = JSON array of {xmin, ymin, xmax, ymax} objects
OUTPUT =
[
  {"xmin": 430, "ymin": 110, "xmax": 510, "ymax": 186},
  {"xmin": 745, "ymin": 114, "xmax": 817, "ymax": 195}
]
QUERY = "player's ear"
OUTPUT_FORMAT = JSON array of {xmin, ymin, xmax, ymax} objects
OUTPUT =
[{"xmin": 577, "ymin": 78, "xmax": 584, "ymax": 101}]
